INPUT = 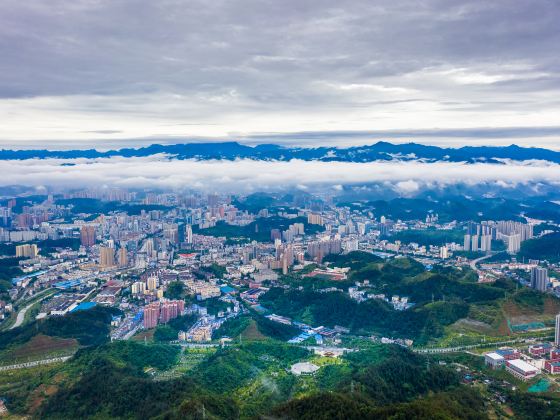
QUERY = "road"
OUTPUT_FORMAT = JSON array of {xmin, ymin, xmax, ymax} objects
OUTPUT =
[
  {"xmin": 413, "ymin": 335, "xmax": 553, "ymax": 354},
  {"xmin": 470, "ymin": 253, "xmax": 494, "ymax": 270},
  {"xmin": 10, "ymin": 301, "xmax": 35, "ymax": 330},
  {"xmin": 0, "ymin": 356, "xmax": 72, "ymax": 371},
  {"xmin": 9, "ymin": 290, "xmax": 53, "ymax": 330}
]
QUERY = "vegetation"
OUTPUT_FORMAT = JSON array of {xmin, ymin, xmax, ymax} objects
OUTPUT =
[
  {"xmin": 154, "ymin": 314, "xmax": 197, "ymax": 342},
  {"xmin": 254, "ymin": 313, "xmax": 300, "ymax": 341},
  {"xmin": 337, "ymin": 197, "xmax": 529, "ymax": 223},
  {"xmin": 323, "ymin": 251, "xmax": 383, "ymax": 271},
  {"xmin": 1, "ymin": 328, "xmax": 548, "ymax": 420},
  {"xmin": 55, "ymin": 197, "xmax": 171, "ymax": 216},
  {"xmin": 212, "ymin": 315, "xmax": 251, "ymax": 339},
  {"xmin": 164, "ymin": 281, "xmax": 185, "ymax": 299},
  {"xmin": 273, "ymin": 387, "xmax": 486, "ymax": 420},
  {"xmin": 0, "ymin": 306, "xmax": 119, "ymax": 352},
  {"xmin": 193, "ymin": 216, "xmax": 323, "ymax": 243},
  {"xmin": 384, "ymin": 228, "xmax": 464, "ymax": 246},
  {"xmin": 260, "ymin": 259, "xmax": 507, "ymax": 343},
  {"xmin": 518, "ymin": 232, "xmax": 560, "ymax": 262}
]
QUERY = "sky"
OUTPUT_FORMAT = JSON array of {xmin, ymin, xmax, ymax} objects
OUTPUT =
[{"xmin": 1, "ymin": 0, "xmax": 560, "ymax": 150}]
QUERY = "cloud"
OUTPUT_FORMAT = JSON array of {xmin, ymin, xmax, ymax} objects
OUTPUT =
[
  {"xmin": 0, "ymin": 1, "xmax": 559, "ymax": 147},
  {"xmin": 0, "ymin": 156, "xmax": 559, "ymax": 193}
]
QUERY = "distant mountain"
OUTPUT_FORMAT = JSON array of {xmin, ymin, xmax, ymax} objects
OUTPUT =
[{"xmin": 1, "ymin": 141, "xmax": 560, "ymax": 163}]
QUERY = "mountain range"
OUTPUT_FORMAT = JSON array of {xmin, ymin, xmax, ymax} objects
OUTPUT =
[{"xmin": 1, "ymin": 141, "xmax": 560, "ymax": 163}]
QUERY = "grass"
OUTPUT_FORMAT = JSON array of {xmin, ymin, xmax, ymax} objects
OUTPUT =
[
  {"xmin": 131, "ymin": 329, "xmax": 155, "ymax": 343},
  {"xmin": 0, "ymin": 362, "xmax": 65, "ymax": 416},
  {"xmin": 240, "ymin": 319, "xmax": 267, "ymax": 341},
  {"xmin": 153, "ymin": 347, "xmax": 217, "ymax": 381},
  {"xmin": 0, "ymin": 334, "xmax": 79, "ymax": 365}
]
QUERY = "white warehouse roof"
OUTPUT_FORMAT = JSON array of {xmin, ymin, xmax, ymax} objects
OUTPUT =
[{"xmin": 508, "ymin": 359, "xmax": 538, "ymax": 374}]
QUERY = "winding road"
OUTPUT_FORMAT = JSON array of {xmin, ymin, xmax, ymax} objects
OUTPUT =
[
  {"xmin": 469, "ymin": 253, "xmax": 494, "ymax": 270},
  {"xmin": 9, "ymin": 301, "xmax": 35, "ymax": 329},
  {"xmin": 9, "ymin": 290, "xmax": 53, "ymax": 330}
]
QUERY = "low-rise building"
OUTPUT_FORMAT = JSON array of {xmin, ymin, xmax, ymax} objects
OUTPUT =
[
  {"xmin": 485, "ymin": 352, "xmax": 505, "ymax": 369},
  {"xmin": 528, "ymin": 342, "xmax": 552, "ymax": 357},
  {"xmin": 505, "ymin": 359, "xmax": 540, "ymax": 381},
  {"xmin": 544, "ymin": 360, "xmax": 560, "ymax": 374}
]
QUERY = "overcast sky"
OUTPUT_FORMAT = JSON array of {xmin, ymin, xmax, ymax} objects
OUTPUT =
[{"xmin": 1, "ymin": 0, "xmax": 559, "ymax": 150}]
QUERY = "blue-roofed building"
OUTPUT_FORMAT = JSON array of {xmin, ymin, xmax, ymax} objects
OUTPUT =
[
  {"xmin": 220, "ymin": 285, "xmax": 236, "ymax": 294},
  {"xmin": 70, "ymin": 301, "xmax": 96, "ymax": 312},
  {"xmin": 54, "ymin": 279, "xmax": 82, "ymax": 289},
  {"xmin": 495, "ymin": 348, "xmax": 521, "ymax": 360}
]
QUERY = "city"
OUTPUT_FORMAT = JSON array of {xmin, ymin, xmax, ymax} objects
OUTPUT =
[
  {"xmin": 1, "ymin": 187, "xmax": 560, "ymax": 417},
  {"xmin": 1, "ymin": 0, "xmax": 560, "ymax": 418}
]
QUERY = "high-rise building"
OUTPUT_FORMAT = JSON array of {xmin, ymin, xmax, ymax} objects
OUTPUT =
[
  {"xmin": 531, "ymin": 266, "xmax": 549, "ymax": 292},
  {"xmin": 99, "ymin": 246, "xmax": 115, "ymax": 268},
  {"xmin": 555, "ymin": 313, "xmax": 560, "ymax": 347},
  {"xmin": 463, "ymin": 234, "xmax": 471, "ymax": 251},
  {"xmin": 164, "ymin": 224, "xmax": 179, "ymax": 244},
  {"xmin": 15, "ymin": 244, "xmax": 38, "ymax": 258},
  {"xmin": 144, "ymin": 238, "xmax": 154, "ymax": 257},
  {"xmin": 80, "ymin": 225, "xmax": 96, "ymax": 247},
  {"xmin": 131, "ymin": 281, "xmax": 146, "ymax": 295},
  {"xmin": 439, "ymin": 246, "xmax": 448, "ymax": 259},
  {"xmin": 307, "ymin": 213, "xmax": 323, "ymax": 226},
  {"xmin": 307, "ymin": 238, "xmax": 342, "ymax": 262},
  {"xmin": 147, "ymin": 276, "xmax": 158, "ymax": 291},
  {"xmin": 480, "ymin": 235, "xmax": 492, "ymax": 252},
  {"xmin": 471, "ymin": 235, "xmax": 479, "ymax": 252},
  {"xmin": 160, "ymin": 300, "xmax": 185, "ymax": 323},
  {"xmin": 499, "ymin": 233, "xmax": 521, "ymax": 254},
  {"xmin": 207, "ymin": 193, "xmax": 219, "ymax": 207},
  {"xmin": 270, "ymin": 229, "xmax": 281, "ymax": 241},
  {"xmin": 118, "ymin": 247, "xmax": 128, "ymax": 267},
  {"xmin": 143, "ymin": 302, "xmax": 160, "ymax": 329},
  {"xmin": 17, "ymin": 213, "xmax": 33, "ymax": 228},
  {"xmin": 185, "ymin": 224, "xmax": 193, "ymax": 244}
]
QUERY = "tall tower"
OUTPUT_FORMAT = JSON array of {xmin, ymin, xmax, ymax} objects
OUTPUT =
[
  {"xmin": 555, "ymin": 313, "xmax": 560, "ymax": 348},
  {"xmin": 185, "ymin": 224, "xmax": 193, "ymax": 245},
  {"xmin": 531, "ymin": 266, "xmax": 549, "ymax": 292}
]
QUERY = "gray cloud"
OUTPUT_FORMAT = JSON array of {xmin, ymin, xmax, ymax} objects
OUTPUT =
[{"xmin": 0, "ymin": 1, "xmax": 559, "ymax": 146}]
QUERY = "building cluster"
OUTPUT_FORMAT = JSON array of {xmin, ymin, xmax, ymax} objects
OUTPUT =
[
  {"xmin": 143, "ymin": 299, "xmax": 185, "ymax": 329},
  {"xmin": 0, "ymin": 188, "xmax": 558, "ymax": 356},
  {"xmin": 484, "ymin": 313, "xmax": 560, "ymax": 380},
  {"xmin": 464, "ymin": 221, "xmax": 534, "ymax": 254}
]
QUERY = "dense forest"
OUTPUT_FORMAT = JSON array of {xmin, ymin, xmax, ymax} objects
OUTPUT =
[
  {"xmin": 260, "ymin": 255, "xmax": 507, "ymax": 343},
  {"xmin": 519, "ymin": 232, "xmax": 560, "ymax": 263},
  {"xmin": 192, "ymin": 216, "xmax": 324, "ymax": 243}
]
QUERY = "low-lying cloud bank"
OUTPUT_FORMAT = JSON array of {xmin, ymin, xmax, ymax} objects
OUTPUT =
[{"xmin": 1, "ymin": 156, "xmax": 559, "ymax": 194}]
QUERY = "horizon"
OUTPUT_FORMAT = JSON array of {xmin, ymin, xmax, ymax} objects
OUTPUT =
[{"xmin": 1, "ymin": 137, "xmax": 560, "ymax": 153}]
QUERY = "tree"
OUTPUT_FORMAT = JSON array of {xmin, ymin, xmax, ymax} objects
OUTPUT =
[{"xmin": 165, "ymin": 281, "xmax": 185, "ymax": 299}]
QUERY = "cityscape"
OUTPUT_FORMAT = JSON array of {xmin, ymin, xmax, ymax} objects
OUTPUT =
[
  {"xmin": 1, "ymin": 0, "xmax": 560, "ymax": 419},
  {"xmin": 1, "ymin": 186, "xmax": 560, "ymax": 418}
]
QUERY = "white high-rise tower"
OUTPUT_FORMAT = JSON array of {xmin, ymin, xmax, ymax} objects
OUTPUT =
[{"xmin": 555, "ymin": 313, "xmax": 560, "ymax": 347}]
